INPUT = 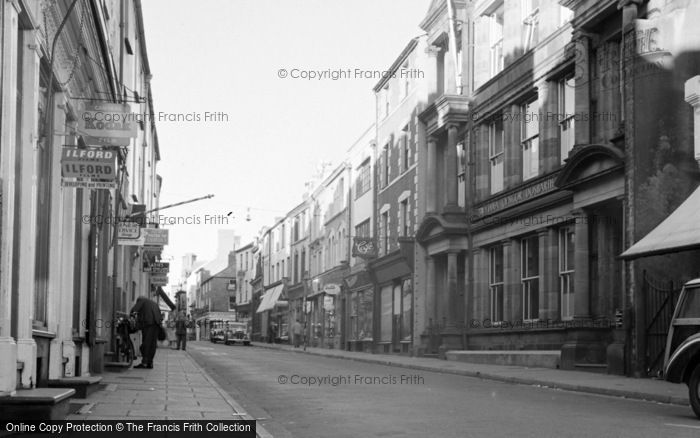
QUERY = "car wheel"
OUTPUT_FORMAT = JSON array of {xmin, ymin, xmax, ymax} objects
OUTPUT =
[
  {"xmin": 689, "ymin": 364, "xmax": 700, "ymax": 419},
  {"xmin": 244, "ymin": 342, "xmax": 250, "ymax": 346}
]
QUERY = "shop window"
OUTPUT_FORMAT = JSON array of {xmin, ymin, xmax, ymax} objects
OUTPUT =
[
  {"xmin": 488, "ymin": 120, "xmax": 504, "ymax": 194},
  {"xmin": 489, "ymin": 245, "xmax": 505, "ymax": 322},
  {"xmin": 359, "ymin": 288, "xmax": 374, "ymax": 340},
  {"xmin": 521, "ymin": 98, "xmax": 540, "ymax": 180},
  {"xmin": 559, "ymin": 226, "xmax": 575, "ymax": 320},
  {"xmin": 349, "ymin": 292, "xmax": 359, "ymax": 340},
  {"xmin": 559, "ymin": 75, "xmax": 576, "ymax": 163},
  {"xmin": 401, "ymin": 279, "xmax": 412, "ymax": 342},
  {"xmin": 521, "ymin": 236, "xmax": 539, "ymax": 321},
  {"xmin": 380, "ymin": 285, "xmax": 392, "ymax": 342}
]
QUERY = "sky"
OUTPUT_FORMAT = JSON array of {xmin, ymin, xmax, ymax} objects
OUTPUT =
[{"xmin": 140, "ymin": 0, "xmax": 429, "ymax": 285}]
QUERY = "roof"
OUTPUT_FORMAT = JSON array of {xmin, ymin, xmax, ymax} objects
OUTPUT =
[{"xmin": 621, "ymin": 184, "xmax": 700, "ymax": 259}]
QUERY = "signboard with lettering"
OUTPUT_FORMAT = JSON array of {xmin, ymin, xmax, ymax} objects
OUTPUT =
[
  {"xmin": 62, "ymin": 147, "xmax": 117, "ymax": 180},
  {"xmin": 150, "ymin": 274, "xmax": 169, "ymax": 286},
  {"xmin": 118, "ymin": 221, "xmax": 141, "ymax": 240},
  {"xmin": 79, "ymin": 102, "xmax": 138, "ymax": 141},
  {"xmin": 60, "ymin": 180, "xmax": 117, "ymax": 189},
  {"xmin": 352, "ymin": 237, "xmax": 377, "ymax": 259},
  {"xmin": 474, "ymin": 175, "xmax": 558, "ymax": 218},
  {"xmin": 323, "ymin": 284, "xmax": 341, "ymax": 296},
  {"xmin": 143, "ymin": 228, "xmax": 169, "ymax": 246},
  {"xmin": 145, "ymin": 262, "xmax": 169, "ymax": 274}
]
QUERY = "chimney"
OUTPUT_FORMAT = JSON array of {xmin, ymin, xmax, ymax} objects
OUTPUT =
[{"xmin": 228, "ymin": 251, "xmax": 236, "ymax": 269}]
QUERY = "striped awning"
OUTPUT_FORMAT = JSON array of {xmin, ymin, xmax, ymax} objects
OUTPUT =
[{"xmin": 256, "ymin": 284, "xmax": 285, "ymax": 313}]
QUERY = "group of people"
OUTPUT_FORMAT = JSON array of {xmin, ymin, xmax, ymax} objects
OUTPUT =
[{"xmin": 129, "ymin": 296, "xmax": 190, "ymax": 369}]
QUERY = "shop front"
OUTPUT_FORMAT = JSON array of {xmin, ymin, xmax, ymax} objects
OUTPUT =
[
  {"xmin": 343, "ymin": 270, "xmax": 374, "ymax": 352},
  {"xmin": 308, "ymin": 267, "xmax": 347, "ymax": 349},
  {"xmin": 256, "ymin": 282, "xmax": 287, "ymax": 343},
  {"xmin": 369, "ymin": 247, "xmax": 414, "ymax": 355}
]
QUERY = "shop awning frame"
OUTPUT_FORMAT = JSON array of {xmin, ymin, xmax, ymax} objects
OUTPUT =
[
  {"xmin": 256, "ymin": 284, "xmax": 285, "ymax": 313},
  {"xmin": 621, "ymin": 185, "xmax": 700, "ymax": 259}
]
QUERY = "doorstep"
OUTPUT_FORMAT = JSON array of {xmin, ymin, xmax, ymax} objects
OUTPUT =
[
  {"xmin": 47, "ymin": 376, "xmax": 103, "ymax": 399},
  {"xmin": 0, "ymin": 388, "xmax": 76, "ymax": 421}
]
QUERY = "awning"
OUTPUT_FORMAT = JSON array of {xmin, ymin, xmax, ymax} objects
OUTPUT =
[
  {"xmin": 256, "ymin": 284, "xmax": 285, "ymax": 313},
  {"xmin": 621, "ymin": 185, "xmax": 700, "ymax": 259},
  {"xmin": 156, "ymin": 286, "xmax": 176, "ymax": 311}
]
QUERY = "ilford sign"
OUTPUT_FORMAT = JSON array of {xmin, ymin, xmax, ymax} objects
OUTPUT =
[
  {"xmin": 61, "ymin": 147, "xmax": 117, "ymax": 179},
  {"xmin": 474, "ymin": 175, "xmax": 558, "ymax": 218}
]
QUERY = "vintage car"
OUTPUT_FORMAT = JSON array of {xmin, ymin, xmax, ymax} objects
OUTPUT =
[
  {"xmin": 224, "ymin": 322, "xmax": 251, "ymax": 346},
  {"xmin": 663, "ymin": 278, "xmax": 700, "ymax": 418},
  {"xmin": 209, "ymin": 328, "xmax": 225, "ymax": 343}
]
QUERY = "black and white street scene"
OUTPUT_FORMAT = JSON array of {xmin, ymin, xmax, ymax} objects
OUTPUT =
[{"xmin": 3, "ymin": 0, "xmax": 700, "ymax": 437}]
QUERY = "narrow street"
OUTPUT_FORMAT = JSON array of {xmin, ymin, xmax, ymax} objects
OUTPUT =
[{"xmin": 188, "ymin": 342, "xmax": 700, "ymax": 438}]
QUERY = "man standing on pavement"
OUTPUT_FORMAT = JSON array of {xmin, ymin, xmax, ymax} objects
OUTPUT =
[
  {"xmin": 292, "ymin": 319, "xmax": 302, "ymax": 348},
  {"xmin": 130, "ymin": 296, "xmax": 162, "ymax": 369},
  {"xmin": 175, "ymin": 310, "xmax": 188, "ymax": 351}
]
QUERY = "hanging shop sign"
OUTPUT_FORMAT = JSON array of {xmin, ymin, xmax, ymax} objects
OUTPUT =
[
  {"xmin": 323, "ymin": 284, "xmax": 341, "ymax": 296},
  {"xmin": 61, "ymin": 147, "xmax": 118, "ymax": 189},
  {"xmin": 150, "ymin": 274, "xmax": 169, "ymax": 286},
  {"xmin": 352, "ymin": 237, "xmax": 377, "ymax": 259},
  {"xmin": 83, "ymin": 136, "xmax": 131, "ymax": 147},
  {"xmin": 149, "ymin": 262, "xmax": 170, "ymax": 274},
  {"xmin": 323, "ymin": 295, "xmax": 334, "ymax": 311},
  {"xmin": 117, "ymin": 221, "xmax": 141, "ymax": 239},
  {"xmin": 79, "ymin": 102, "xmax": 138, "ymax": 141},
  {"xmin": 143, "ymin": 228, "xmax": 169, "ymax": 246}
]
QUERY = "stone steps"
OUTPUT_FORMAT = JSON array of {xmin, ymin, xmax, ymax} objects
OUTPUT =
[
  {"xmin": 0, "ymin": 388, "xmax": 75, "ymax": 421},
  {"xmin": 48, "ymin": 376, "xmax": 103, "ymax": 399}
]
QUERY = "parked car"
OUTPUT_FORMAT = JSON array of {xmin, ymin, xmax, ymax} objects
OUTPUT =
[
  {"xmin": 224, "ymin": 322, "xmax": 251, "ymax": 346},
  {"xmin": 663, "ymin": 278, "xmax": 700, "ymax": 418},
  {"xmin": 210, "ymin": 328, "xmax": 225, "ymax": 343}
]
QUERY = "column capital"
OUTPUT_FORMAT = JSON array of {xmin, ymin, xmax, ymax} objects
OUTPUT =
[
  {"xmin": 536, "ymin": 228, "xmax": 549, "ymax": 237},
  {"xmin": 446, "ymin": 122, "xmax": 460, "ymax": 132},
  {"xmin": 427, "ymin": 135, "xmax": 438, "ymax": 145}
]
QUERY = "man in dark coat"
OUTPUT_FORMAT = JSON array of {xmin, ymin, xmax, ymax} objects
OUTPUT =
[
  {"xmin": 130, "ymin": 296, "xmax": 162, "ymax": 369},
  {"xmin": 175, "ymin": 310, "xmax": 188, "ymax": 351}
]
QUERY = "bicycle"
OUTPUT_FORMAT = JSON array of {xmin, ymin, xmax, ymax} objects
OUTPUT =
[{"xmin": 115, "ymin": 311, "xmax": 137, "ymax": 367}]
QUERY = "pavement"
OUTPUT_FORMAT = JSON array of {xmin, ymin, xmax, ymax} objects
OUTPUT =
[
  {"xmin": 66, "ymin": 346, "xmax": 271, "ymax": 437},
  {"xmin": 251, "ymin": 341, "xmax": 690, "ymax": 407}
]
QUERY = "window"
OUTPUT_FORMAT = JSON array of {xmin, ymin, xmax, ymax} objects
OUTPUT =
[
  {"xmin": 400, "ymin": 200, "xmax": 410, "ymax": 237},
  {"xmin": 489, "ymin": 245, "xmax": 505, "ymax": 322},
  {"xmin": 521, "ymin": 98, "xmax": 540, "ymax": 180},
  {"xmin": 488, "ymin": 3, "xmax": 504, "ymax": 77},
  {"xmin": 229, "ymin": 295, "xmax": 236, "ymax": 311},
  {"xmin": 383, "ymin": 144, "xmax": 390, "ymax": 187},
  {"xmin": 488, "ymin": 120, "xmax": 504, "ymax": 194},
  {"xmin": 281, "ymin": 224, "xmax": 285, "ymax": 247},
  {"xmin": 522, "ymin": 0, "xmax": 540, "ymax": 51},
  {"xmin": 355, "ymin": 219, "xmax": 370, "ymax": 238},
  {"xmin": 355, "ymin": 159, "xmax": 371, "ymax": 198},
  {"xmin": 401, "ymin": 125, "xmax": 410, "ymax": 172},
  {"xmin": 559, "ymin": 227, "xmax": 575, "ymax": 320},
  {"xmin": 559, "ymin": 76, "xmax": 576, "ymax": 162},
  {"xmin": 381, "ymin": 212, "xmax": 389, "ymax": 254},
  {"xmin": 380, "ymin": 285, "xmax": 393, "ymax": 342},
  {"xmin": 400, "ymin": 60, "xmax": 410, "ymax": 99},
  {"xmin": 521, "ymin": 236, "xmax": 539, "ymax": 321},
  {"xmin": 382, "ymin": 84, "xmax": 390, "ymax": 118},
  {"xmin": 457, "ymin": 142, "xmax": 466, "ymax": 208}
]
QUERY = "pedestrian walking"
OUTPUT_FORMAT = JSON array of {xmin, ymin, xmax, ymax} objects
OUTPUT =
[
  {"xmin": 175, "ymin": 310, "xmax": 188, "ymax": 351},
  {"xmin": 292, "ymin": 319, "xmax": 302, "ymax": 348},
  {"xmin": 130, "ymin": 296, "xmax": 162, "ymax": 369}
]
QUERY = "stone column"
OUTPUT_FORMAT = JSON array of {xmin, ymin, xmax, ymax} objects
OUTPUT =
[
  {"xmin": 539, "ymin": 228, "xmax": 559, "ymax": 321},
  {"xmin": 426, "ymin": 136, "xmax": 438, "ymax": 213},
  {"xmin": 444, "ymin": 124, "xmax": 460, "ymax": 211},
  {"xmin": 502, "ymin": 240, "xmax": 517, "ymax": 322},
  {"xmin": 446, "ymin": 251, "xmax": 460, "ymax": 326},
  {"xmin": 684, "ymin": 76, "xmax": 700, "ymax": 166},
  {"xmin": 0, "ymin": 0, "xmax": 21, "ymax": 395},
  {"xmin": 425, "ymin": 45, "xmax": 441, "ymax": 103},
  {"xmin": 425, "ymin": 257, "xmax": 436, "ymax": 329},
  {"xmin": 573, "ymin": 209, "xmax": 590, "ymax": 319},
  {"xmin": 16, "ymin": 29, "xmax": 41, "ymax": 388}
]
